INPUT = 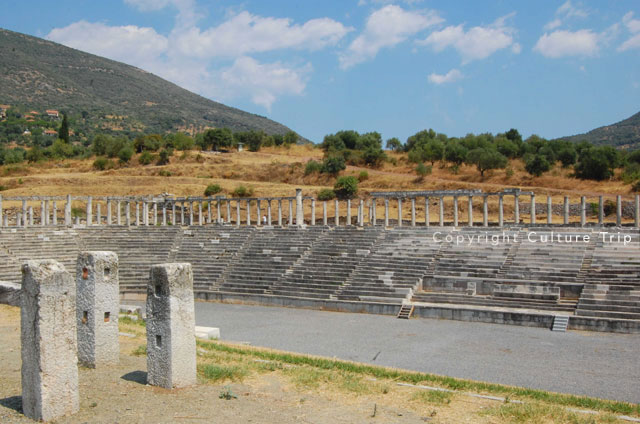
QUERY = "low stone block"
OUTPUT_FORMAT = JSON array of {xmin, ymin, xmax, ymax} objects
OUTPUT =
[
  {"xmin": 195, "ymin": 326, "xmax": 220, "ymax": 340},
  {"xmin": 0, "ymin": 281, "xmax": 21, "ymax": 306}
]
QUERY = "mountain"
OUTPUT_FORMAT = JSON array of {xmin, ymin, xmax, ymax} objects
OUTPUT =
[
  {"xmin": 558, "ymin": 111, "xmax": 640, "ymax": 150},
  {"xmin": 0, "ymin": 28, "xmax": 297, "ymax": 138}
]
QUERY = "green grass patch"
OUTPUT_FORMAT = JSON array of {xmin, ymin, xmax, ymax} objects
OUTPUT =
[
  {"xmin": 119, "ymin": 314, "xmax": 146, "ymax": 327},
  {"xmin": 412, "ymin": 390, "xmax": 453, "ymax": 405},
  {"xmin": 132, "ymin": 344, "xmax": 146, "ymax": 356},
  {"xmin": 196, "ymin": 340, "xmax": 639, "ymax": 417},
  {"xmin": 481, "ymin": 402, "xmax": 620, "ymax": 424},
  {"xmin": 198, "ymin": 363, "xmax": 248, "ymax": 382}
]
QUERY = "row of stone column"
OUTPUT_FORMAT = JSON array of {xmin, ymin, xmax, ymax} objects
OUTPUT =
[
  {"xmin": 3, "ymin": 193, "xmax": 640, "ymax": 228},
  {"xmin": 20, "ymin": 254, "xmax": 196, "ymax": 421}
]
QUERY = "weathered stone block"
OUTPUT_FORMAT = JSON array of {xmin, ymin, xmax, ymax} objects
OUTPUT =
[
  {"xmin": 76, "ymin": 251, "xmax": 119, "ymax": 368},
  {"xmin": 21, "ymin": 260, "xmax": 79, "ymax": 422},
  {"xmin": 0, "ymin": 281, "xmax": 21, "ymax": 306},
  {"xmin": 146, "ymin": 263, "xmax": 196, "ymax": 389}
]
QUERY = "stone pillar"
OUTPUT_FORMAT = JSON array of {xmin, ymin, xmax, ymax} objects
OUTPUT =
[
  {"xmin": 3, "ymin": 214, "xmax": 7, "ymax": 227},
  {"xmin": 323, "ymin": 201, "xmax": 327, "ymax": 226},
  {"xmin": 106, "ymin": 200, "xmax": 112, "ymax": 225},
  {"xmin": 76, "ymin": 251, "xmax": 119, "ymax": 368},
  {"xmin": 425, "ymin": 197, "xmax": 430, "ymax": 227},
  {"xmin": 96, "ymin": 203, "xmax": 101, "ymax": 226},
  {"xmin": 397, "ymin": 198, "xmax": 403, "ymax": 227},
  {"xmin": 22, "ymin": 199, "xmax": 28, "ymax": 227},
  {"xmin": 483, "ymin": 196, "xmax": 488, "ymax": 227},
  {"xmin": 226, "ymin": 201, "xmax": 231, "ymax": 224},
  {"xmin": 635, "ymin": 195, "xmax": 639, "ymax": 228},
  {"xmin": 206, "ymin": 200, "xmax": 212, "ymax": 224},
  {"xmin": 564, "ymin": 196, "xmax": 569, "ymax": 225},
  {"xmin": 384, "ymin": 198, "xmax": 389, "ymax": 227},
  {"xmin": 468, "ymin": 196, "xmax": 473, "ymax": 227},
  {"xmin": 514, "ymin": 194, "xmax": 519, "ymax": 224},
  {"xmin": 346, "ymin": 199, "xmax": 352, "ymax": 226},
  {"xmin": 498, "ymin": 195, "xmax": 504, "ymax": 227},
  {"xmin": 453, "ymin": 196, "xmax": 458, "ymax": 227},
  {"xmin": 268, "ymin": 200, "xmax": 273, "ymax": 226},
  {"xmin": 146, "ymin": 263, "xmax": 196, "ymax": 389},
  {"xmin": 547, "ymin": 196, "xmax": 552, "ymax": 225},
  {"xmin": 278, "ymin": 200, "xmax": 283, "ymax": 226},
  {"xmin": 135, "ymin": 202, "xmax": 140, "ymax": 226},
  {"xmin": 335, "ymin": 199, "xmax": 340, "ymax": 226},
  {"xmin": 66, "ymin": 195, "xmax": 72, "ymax": 226},
  {"xmin": 180, "ymin": 202, "xmax": 185, "ymax": 225},
  {"xmin": 162, "ymin": 203, "xmax": 167, "ymax": 226},
  {"xmin": 0, "ymin": 195, "xmax": 3, "ymax": 227},
  {"xmin": 21, "ymin": 260, "xmax": 79, "ymax": 422},
  {"xmin": 288, "ymin": 200, "xmax": 294, "ymax": 226},
  {"xmin": 530, "ymin": 194, "xmax": 536, "ymax": 225},
  {"xmin": 311, "ymin": 199, "xmax": 316, "ymax": 226},
  {"xmin": 236, "ymin": 201, "xmax": 241, "ymax": 227},
  {"xmin": 598, "ymin": 196, "xmax": 604, "ymax": 226},
  {"xmin": 198, "ymin": 202, "xmax": 203, "ymax": 226},
  {"xmin": 439, "ymin": 197, "xmax": 444, "ymax": 227},
  {"xmin": 46, "ymin": 200, "xmax": 50, "ymax": 225},
  {"xmin": 411, "ymin": 198, "xmax": 416, "ymax": 227},
  {"xmin": 359, "ymin": 199, "xmax": 364, "ymax": 227},
  {"xmin": 616, "ymin": 195, "xmax": 622, "ymax": 227},
  {"xmin": 217, "ymin": 200, "xmax": 222, "ymax": 224},
  {"xmin": 246, "ymin": 200, "xmax": 252, "ymax": 226},
  {"xmin": 126, "ymin": 201, "xmax": 131, "ymax": 226},
  {"xmin": 87, "ymin": 196, "xmax": 93, "ymax": 226},
  {"xmin": 372, "ymin": 198, "xmax": 377, "ymax": 226},
  {"xmin": 172, "ymin": 202, "xmax": 176, "ymax": 226},
  {"xmin": 40, "ymin": 201, "xmax": 46, "ymax": 226},
  {"xmin": 53, "ymin": 201, "xmax": 57, "ymax": 226},
  {"xmin": 29, "ymin": 206, "xmax": 34, "ymax": 226},
  {"xmin": 153, "ymin": 202, "xmax": 158, "ymax": 226},
  {"xmin": 17, "ymin": 212, "xmax": 22, "ymax": 227},
  {"xmin": 296, "ymin": 189, "xmax": 304, "ymax": 226},
  {"xmin": 580, "ymin": 196, "xmax": 586, "ymax": 227},
  {"xmin": 117, "ymin": 201, "xmax": 122, "ymax": 225},
  {"xmin": 189, "ymin": 202, "xmax": 194, "ymax": 226},
  {"xmin": 256, "ymin": 200, "xmax": 262, "ymax": 226},
  {"xmin": 75, "ymin": 216, "xmax": 80, "ymax": 225}
]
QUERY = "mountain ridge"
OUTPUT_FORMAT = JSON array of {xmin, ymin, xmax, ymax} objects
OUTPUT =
[{"xmin": 558, "ymin": 111, "xmax": 640, "ymax": 150}]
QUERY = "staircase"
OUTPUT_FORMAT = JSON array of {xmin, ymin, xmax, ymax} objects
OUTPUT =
[
  {"xmin": 397, "ymin": 304, "xmax": 414, "ymax": 319},
  {"xmin": 551, "ymin": 315, "xmax": 570, "ymax": 332}
]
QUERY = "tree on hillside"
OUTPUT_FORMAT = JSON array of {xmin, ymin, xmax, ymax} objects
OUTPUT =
[
  {"xmin": 574, "ymin": 146, "xmax": 619, "ymax": 181},
  {"xmin": 58, "ymin": 114, "xmax": 69, "ymax": 143},
  {"xmin": 465, "ymin": 148, "xmax": 507, "ymax": 177},
  {"xmin": 386, "ymin": 137, "xmax": 403, "ymax": 152},
  {"xmin": 525, "ymin": 154, "xmax": 551, "ymax": 177},
  {"xmin": 202, "ymin": 128, "xmax": 233, "ymax": 151},
  {"xmin": 444, "ymin": 140, "xmax": 468, "ymax": 166},
  {"xmin": 283, "ymin": 131, "xmax": 298, "ymax": 145}
]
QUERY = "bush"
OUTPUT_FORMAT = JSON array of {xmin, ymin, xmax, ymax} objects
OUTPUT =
[
  {"xmin": 334, "ymin": 176, "xmax": 358, "ymax": 199},
  {"xmin": 118, "ymin": 146, "xmax": 134, "ymax": 164},
  {"xmin": 415, "ymin": 163, "xmax": 432, "ymax": 181},
  {"xmin": 632, "ymin": 180, "xmax": 640, "ymax": 193},
  {"xmin": 357, "ymin": 171, "xmax": 369, "ymax": 182},
  {"xmin": 204, "ymin": 184, "xmax": 222, "ymax": 197},
  {"xmin": 317, "ymin": 188, "xmax": 336, "ymax": 201},
  {"xmin": 321, "ymin": 156, "xmax": 346, "ymax": 176},
  {"xmin": 156, "ymin": 148, "xmax": 173, "ymax": 165},
  {"xmin": 139, "ymin": 151, "xmax": 154, "ymax": 165},
  {"xmin": 232, "ymin": 185, "xmax": 254, "ymax": 197},
  {"xmin": 93, "ymin": 157, "xmax": 111, "ymax": 171},
  {"xmin": 304, "ymin": 160, "xmax": 322, "ymax": 175},
  {"xmin": 525, "ymin": 154, "xmax": 551, "ymax": 177}
]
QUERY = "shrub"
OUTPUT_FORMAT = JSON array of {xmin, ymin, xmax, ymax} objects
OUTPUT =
[
  {"xmin": 357, "ymin": 171, "xmax": 369, "ymax": 182},
  {"xmin": 304, "ymin": 160, "xmax": 322, "ymax": 175},
  {"xmin": 93, "ymin": 157, "xmax": 111, "ymax": 171},
  {"xmin": 204, "ymin": 184, "xmax": 222, "ymax": 197},
  {"xmin": 118, "ymin": 146, "xmax": 134, "ymax": 164},
  {"xmin": 158, "ymin": 170, "xmax": 172, "ymax": 177},
  {"xmin": 415, "ymin": 163, "xmax": 432, "ymax": 181},
  {"xmin": 525, "ymin": 154, "xmax": 551, "ymax": 177},
  {"xmin": 317, "ymin": 188, "xmax": 336, "ymax": 201},
  {"xmin": 232, "ymin": 185, "xmax": 254, "ymax": 197},
  {"xmin": 632, "ymin": 179, "xmax": 640, "ymax": 193},
  {"xmin": 139, "ymin": 151, "xmax": 154, "ymax": 165},
  {"xmin": 156, "ymin": 148, "xmax": 173, "ymax": 165},
  {"xmin": 334, "ymin": 176, "xmax": 358, "ymax": 199},
  {"xmin": 321, "ymin": 156, "xmax": 346, "ymax": 176}
]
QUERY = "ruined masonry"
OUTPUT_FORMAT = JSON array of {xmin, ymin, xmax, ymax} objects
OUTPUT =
[
  {"xmin": 76, "ymin": 251, "xmax": 120, "ymax": 368},
  {"xmin": 21, "ymin": 260, "xmax": 79, "ymax": 422},
  {"xmin": 146, "ymin": 263, "xmax": 197, "ymax": 389}
]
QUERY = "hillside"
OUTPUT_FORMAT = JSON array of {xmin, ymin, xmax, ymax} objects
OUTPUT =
[
  {"xmin": 0, "ymin": 28, "xmax": 297, "ymax": 138},
  {"xmin": 559, "ymin": 111, "xmax": 640, "ymax": 149}
]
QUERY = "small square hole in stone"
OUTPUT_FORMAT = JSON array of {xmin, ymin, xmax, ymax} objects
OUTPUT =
[
  {"xmin": 104, "ymin": 268, "xmax": 110, "ymax": 276},
  {"xmin": 82, "ymin": 267, "xmax": 89, "ymax": 279},
  {"xmin": 82, "ymin": 311, "xmax": 88, "ymax": 324},
  {"xmin": 156, "ymin": 335, "xmax": 162, "ymax": 348},
  {"xmin": 104, "ymin": 312, "xmax": 110, "ymax": 322},
  {"xmin": 155, "ymin": 284, "xmax": 162, "ymax": 296}
]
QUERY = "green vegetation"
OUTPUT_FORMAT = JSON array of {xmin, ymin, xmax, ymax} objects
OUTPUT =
[
  {"xmin": 232, "ymin": 185, "xmax": 254, "ymax": 198},
  {"xmin": 204, "ymin": 184, "xmax": 223, "ymax": 197},
  {"xmin": 199, "ymin": 363, "xmax": 248, "ymax": 382},
  {"xmin": 304, "ymin": 160, "xmax": 323, "ymax": 175},
  {"xmin": 317, "ymin": 188, "xmax": 336, "ymax": 201},
  {"xmin": 334, "ymin": 176, "xmax": 358, "ymax": 199},
  {"xmin": 415, "ymin": 162, "xmax": 431, "ymax": 181}
]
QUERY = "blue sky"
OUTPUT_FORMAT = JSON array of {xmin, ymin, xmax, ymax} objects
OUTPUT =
[{"xmin": 1, "ymin": 0, "xmax": 639, "ymax": 143}]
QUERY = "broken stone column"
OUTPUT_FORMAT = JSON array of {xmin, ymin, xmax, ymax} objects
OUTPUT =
[
  {"xmin": 146, "ymin": 263, "xmax": 196, "ymax": 389},
  {"xmin": 76, "ymin": 252, "xmax": 119, "ymax": 368},
  {"xmin": 21, "ymin": 260, "xmax": 79, "ymax": 422}
]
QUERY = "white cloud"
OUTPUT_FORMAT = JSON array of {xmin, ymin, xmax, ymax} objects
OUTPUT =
[
  {"xmin": 544, "ymin": 18, "xmax": 562, "ymax": 31},
  {"xmin": 619, "ymin": 12, "xmax": 640, "ymax": 51},
  {"xmin": 428, "ymin": 68, "xmax": 462, "ymax": 84},
  {"xmin": 47, "ymin": 21, "xmax": 168, "ymax": 68},
  {"xmin": 418, "ymin": 14, "xmax": 518, "ymax": 63},
  {"xmin": 172, "ymin": 12, "xmax": 352, "ymax": 59},
  {"xmin": 543, "ymin": 1, "xmax": 588, "ymax": 33},
  {"xmin": 533, "ymin": 29, "xmax": 600, "ymax": 58},
  {"xmin": 218, "ymin": 57, "xmax": 311, "ymax": 111},
  {"xmin": 339, "ymin": 5, "xmax": 442, "ymax": 69}
]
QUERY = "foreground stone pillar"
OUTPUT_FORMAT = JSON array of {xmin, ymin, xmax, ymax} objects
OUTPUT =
[
  {"xmin": 384, "ymin": 199, "xmax": 389, "ymax": 227},
  {"xmin": 288, "ymin": 200, "xmax": 293, "ymax": 226},
  {"xmin": 172, "ymin": 202, "xmax": 176, "ymax": 226},
  {"xmin": 76, "ymin": 252, "xmax": 119, "ymax": 368},
  {"xmin": 117, "ymin": 201, "xmax": 122, "ymax": 225},
  {"xmin": 346, "ymin": 199, "xmax": 352, "ymax": 226},
  {"xmin": 189, "ymin": 202, "xmax": 194, "ymax": 226},
  {"xmin": 598, "ymin": 196, "xmax": 604, "ymax": 226},
  {"xmin": 514, "ymin": 194, "xmax": 519, "ymax": 224},
  {"xmin": 530, "ymin": 194, "xmax": 536, "ymax": 225},
  {"xmin": 216, "ymin": 199, "xmax": 222, "ymax": 224},
  {"xmin": 439, "ymin": 197, "xmax": 444, "ymax": 227},
  {"xmin": 268, "ymin": 200, "xmax": 273, "ymax": 226},
  {"xmin": 547, "ymin": 196, "xmax": 552, "ymax": 225},
  {"xmin": 397, "ymin": 198, "xmax": 403, "ymax": 227},
  {"xmin": 256, "ymin": 200, "xmax": 262, "ymax": 226},
  {"xmin": 277, "ymin": 200, "xmax": 283, "ymax": 226},
  {"xmin": 29, "ymin": 206, "xmax": 34, "ymax": 226},
  {"xmin": 87, "ymin": 196, "xmax": 93, "ymax": 226},
  {"xmin": 482, "ymin": 196, "xmax": 488, "ymax": 227},
  {"xmin": 226, "ymin": 201, "xmax": 231, "ymax": 224},
  {"xmin": 580, "ymin": 196, "xmax": 586, "ymax": 227},
  {"xmin": 147, "ymin": 263, "xmax": 196, "ymax": 389},
  {"xmin": 296, "ymin": 189, "xmax": 304, "ymax": 226},
  {"xmin": 246, "ymin": 200, "xmax": 251, "ymax": 226},
  {"xmin": 66, "ymin": 195, "xmax": 72, "ymax": 226},
  {"xmin": 236, "ymin": 201, "xmax": 241, "ymax": 227},
  {"xmin": 616, "ymin": 195, "xmax": 622, "ymax": 226},
  {"xmin": 453, "ymin": 196, "xmax": 458, "ymax": 227},
  {"xmin": 162, "ymin": 203, "xmax": 167, "ymax": 226},
  {"xmin": 359, "ymin": 199, "xmax": 364, "ymax": 227},
  {"xmin": 322, "ymin": 201, "xmax": 327, "ymax": 225},
  {"xmin": 198, "ymin": 202, "xmax": 203, "ymax": 226},
  {"xmin": 311, "ymin": 199, "xmax": 315, "ymax": 226},
  {"xmin": 135, "ymin": 202, "xmax": 140, "ymax": 226},
  {"xmin": 564, "ymin": 196, "xmax": 569, "ymax": 225},
  {"xmin": 180, "ymin": 202, "xmax": 185, "ymax": 225},
  {"xmin": 21, "ymin": 260, "xmax": 79, "ymax": 422},
  {"xmin": 126, "ymin": 201, "xmax": 131, "ymax": 226},
  {"xmin": 40, "ymin": 201, "xmax": 45, "ymax": 226},
  {"xmin": 52, "ymin": 201, "xmax": 57, "ymax": 226},
  {"xmin": 411, "ymin": 198, "xmax": 416, "ymax": 227},
  {"xmin": 153, "ymin": 203, "xmax": 158, "ymax": 226},
  {"xmin": 468, "ymin": 196, "xmax": 473, "ymax": 227},
  {"xmin": 107, "ymin": 200, "xmax": 112, "ymax": 225},
  {"xmin": 425, "ymin": 197, "xmax": 430, "ymax": 227}
]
